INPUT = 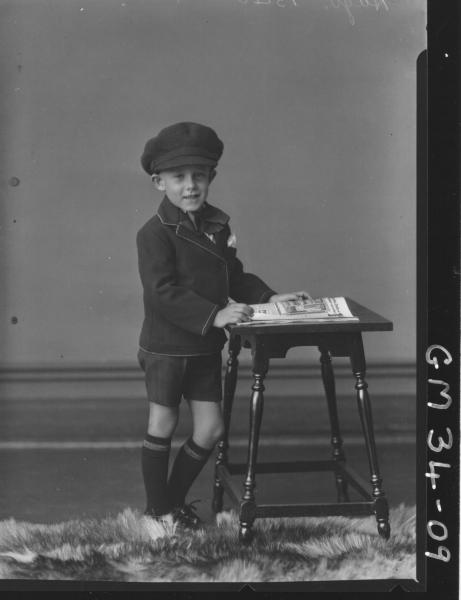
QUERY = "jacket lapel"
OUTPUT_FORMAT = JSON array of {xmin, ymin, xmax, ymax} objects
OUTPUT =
[{"xmin": 157, "ymin": 196, "xmax": 229, "ymax": 262}]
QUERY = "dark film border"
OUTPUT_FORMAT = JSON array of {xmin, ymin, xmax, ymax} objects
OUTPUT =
[{"xmin": 421, "ymin": 0, "xmax": 460, "ymax": 597}]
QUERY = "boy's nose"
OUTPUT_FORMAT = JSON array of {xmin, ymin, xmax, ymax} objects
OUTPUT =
[{"xmin": 184, "ymin": 175, "xmax": 197, "ymax": 189}]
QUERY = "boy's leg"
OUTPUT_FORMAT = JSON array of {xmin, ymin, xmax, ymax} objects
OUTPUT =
[
  {"xmin": 142, "ymin": 402, "xmax": 178, "ymax": 517},
  {"xmin": 138, "ymin": 350, "xmax": 186, "ymax": 517},
  {"xmin": 167, "ymin": 353, "xmax": 224, "ymax": 513},
  {"xmin": 167, "ymin": 400, "xmax": 224, "ymax": 510}
]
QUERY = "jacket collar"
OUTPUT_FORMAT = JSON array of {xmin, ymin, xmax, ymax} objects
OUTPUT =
[
  {"xmin": 157, "ymin": 196, "xmax": 229, "ymax": 232},
  {"xmin": 156, "ymin": 196, "xmax": 229, "ymax": 261}
]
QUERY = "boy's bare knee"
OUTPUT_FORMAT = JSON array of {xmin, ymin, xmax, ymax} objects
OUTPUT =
[
  {"xmin": 213, "ymin": 422, "xmax": 225, "ymax": 442},
  {"xmin": 147, "ymin": 403, "xmax": 179, "ymax": 437},
  {"xmin": 194, "ymin": 421, "xmax": 224, "ymax": 449},
  {"xmin": 208, "ymin": 415, "xmax": 225, "ymax": 444},
  {"xmin": 189, "ymin": 399, "xmax": 224, "ymax": 448}
]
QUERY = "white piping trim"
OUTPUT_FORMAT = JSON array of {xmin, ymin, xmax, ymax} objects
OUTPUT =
[
  {"xmin": 201, "ymin": 305, "xmax": 219, "ymax": 336},
  {"xmin": 156, "ymin": 212, "xmax": 176, "ymax": 226},
  {"xmin": 176, "ymin": 228, "xmax": 226, "ymax": 263}
]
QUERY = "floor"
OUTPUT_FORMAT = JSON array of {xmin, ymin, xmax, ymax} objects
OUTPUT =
[
  {"xmin": 0, "ymin": 393, "xmax": 416, "ymax": 525},
  {"xmin": 0, "ymin": 444, "xmax": 415, "ymax": 525}
]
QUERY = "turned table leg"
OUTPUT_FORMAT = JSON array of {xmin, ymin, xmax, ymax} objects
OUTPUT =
[
  {"xmin": 213, "ymin": 336, "xmax": 241, "ymax": 514},
  {"xmin": 239, "ymin": 344, "xmax": 268, "ymax": 544},
  {"xmin": 350, "ymin": 334, "xmax": 390, "ymax": 539},
  {"xmin": 319, "ymin": 346, "xmax": 349, "ymax": 502}
]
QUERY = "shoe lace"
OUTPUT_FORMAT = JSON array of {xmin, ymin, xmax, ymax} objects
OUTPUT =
[{"xmin": 181, "ymin": 499, "xmax": 201, "ymax": 518}]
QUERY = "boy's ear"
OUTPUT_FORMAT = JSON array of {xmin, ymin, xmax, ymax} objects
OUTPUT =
[
  {"xmin": 151, "ymin": 173, "xmax": 166, "ymax": 191},
  {"xmin": 209, "ymin": 168, "xmax": 217, "ymax": 183}
]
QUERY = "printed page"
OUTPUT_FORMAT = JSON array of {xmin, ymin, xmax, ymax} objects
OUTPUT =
[{"xmin": 247, "ymin": 297, "xmax": 358, "ymax": 323}]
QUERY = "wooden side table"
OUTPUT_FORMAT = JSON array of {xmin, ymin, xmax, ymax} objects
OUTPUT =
[{"xmin": 212, "ymin": 298, "xmax": 393, "ymax": 544}]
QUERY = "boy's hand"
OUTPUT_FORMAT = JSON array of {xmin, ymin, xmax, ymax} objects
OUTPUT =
[
  {"xmin": 269, "ymin": 290, "xmax": 313, "ymax": 303},
  {"xmin": 213, "ymin": 303, "xmax": 254, "ymax": 328}
]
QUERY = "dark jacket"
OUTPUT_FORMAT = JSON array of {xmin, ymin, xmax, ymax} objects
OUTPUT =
[{"xmin": 136, "ymin": 196, "xmax": 276, "ymax": 355}]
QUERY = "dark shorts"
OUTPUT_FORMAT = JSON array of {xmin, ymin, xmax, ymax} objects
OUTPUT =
[{"xmin": 137, "ymin": 349, "xmax": 223, "ymax": 407}]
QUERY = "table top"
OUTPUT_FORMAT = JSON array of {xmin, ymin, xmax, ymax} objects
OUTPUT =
[{"xmin": 229, "ymin": 297, "xmax": 393, "ymax": 336}]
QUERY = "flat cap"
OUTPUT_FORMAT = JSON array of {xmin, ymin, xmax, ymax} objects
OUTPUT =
[{"xmin": 141, "ymin": 122, "xmax": 224, "ymax": 175}]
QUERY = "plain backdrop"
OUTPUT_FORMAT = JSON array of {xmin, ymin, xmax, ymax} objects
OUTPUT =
[{"xmin": 0, "ymin": 0, "xmax": 426, "ymax": 366}]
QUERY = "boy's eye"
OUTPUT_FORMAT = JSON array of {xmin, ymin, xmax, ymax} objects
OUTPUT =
[{"xmin": 170, "ymin": 171, "xmax": 207, "ymax": 181}]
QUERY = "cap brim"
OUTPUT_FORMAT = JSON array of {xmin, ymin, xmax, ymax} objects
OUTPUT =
[{"xmin": 152, "ymin": 155, "xmax": 217, "ymax": 173}]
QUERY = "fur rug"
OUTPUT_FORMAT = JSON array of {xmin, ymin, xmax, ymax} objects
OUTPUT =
[{"xmin": 0, "ymin": 505, "xmax": 416, "ymax": 582}]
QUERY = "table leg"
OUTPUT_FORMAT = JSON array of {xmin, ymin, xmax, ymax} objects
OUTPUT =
[
  {"xmin": 350, "ymin": 335, "xmax": 390, "ymax": 540},
  {"xmin": 212, "ymin": 336, "xmax": 241, "ymax": 514},
  {"xmin": 319, "ymin": 346, "xmax": 349, "ymax": 502},
  {"xmin": 239, "ymin": 345, "xmax": 268, "ymax": 544}
]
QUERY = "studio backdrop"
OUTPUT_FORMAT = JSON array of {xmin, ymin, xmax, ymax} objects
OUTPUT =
[{"xmin": 0, "ymin": 0, "xmax": 425, "ymax": 372}]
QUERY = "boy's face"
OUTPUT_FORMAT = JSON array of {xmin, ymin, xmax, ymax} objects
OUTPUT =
[{"xmin": 153, "ymin": 165, "xmax": 215, "ymax": 213}]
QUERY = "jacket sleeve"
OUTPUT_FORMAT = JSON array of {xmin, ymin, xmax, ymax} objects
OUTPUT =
[
  {"xmin": 223, "ymin": 225, "xmax": 277, "ymax": 304},
  {"xmin": 137, "ymin": 228, "xmax": 219, "ymax": 336}
]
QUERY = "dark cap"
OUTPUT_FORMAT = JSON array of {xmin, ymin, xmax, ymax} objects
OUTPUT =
[{"xmin": 141, "ymin": 122, "xmax": 224, "ymax": 175}]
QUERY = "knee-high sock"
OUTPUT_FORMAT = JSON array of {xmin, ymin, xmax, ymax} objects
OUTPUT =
[
  {"xmin": 141, "ymin": 434, "xmax": 172, "ymax": 516},
  {"xmin": 167, "ymin": 437, "xmax": 213, "ymax": 508}
]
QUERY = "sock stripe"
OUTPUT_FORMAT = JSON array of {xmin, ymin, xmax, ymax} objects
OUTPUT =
[
  {"xmin": 145, "ymin": 433, "xmax": 171, "ymax": 445},
  {"xmin": 143, "ymin": 439, "xmax": 171, "ymax": 452},
  {"xmin": 183, "ymin": 438, "xmax": 212, "ymax": 461}
]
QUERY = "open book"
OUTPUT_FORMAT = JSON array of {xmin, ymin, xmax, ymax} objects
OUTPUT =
[{"xmin": 240, "ymin": 297, "xmax": 358, "ymax": 325}]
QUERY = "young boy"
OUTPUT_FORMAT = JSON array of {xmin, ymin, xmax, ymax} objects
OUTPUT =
[{"xmin": 137, "ymin": 121, "xmax": 309, "ymax": 528}]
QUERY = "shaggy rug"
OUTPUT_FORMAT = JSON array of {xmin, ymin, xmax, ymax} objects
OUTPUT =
[{"xmin": 0, "ymin": 504, "xmax": 416, "ymax": 582}]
